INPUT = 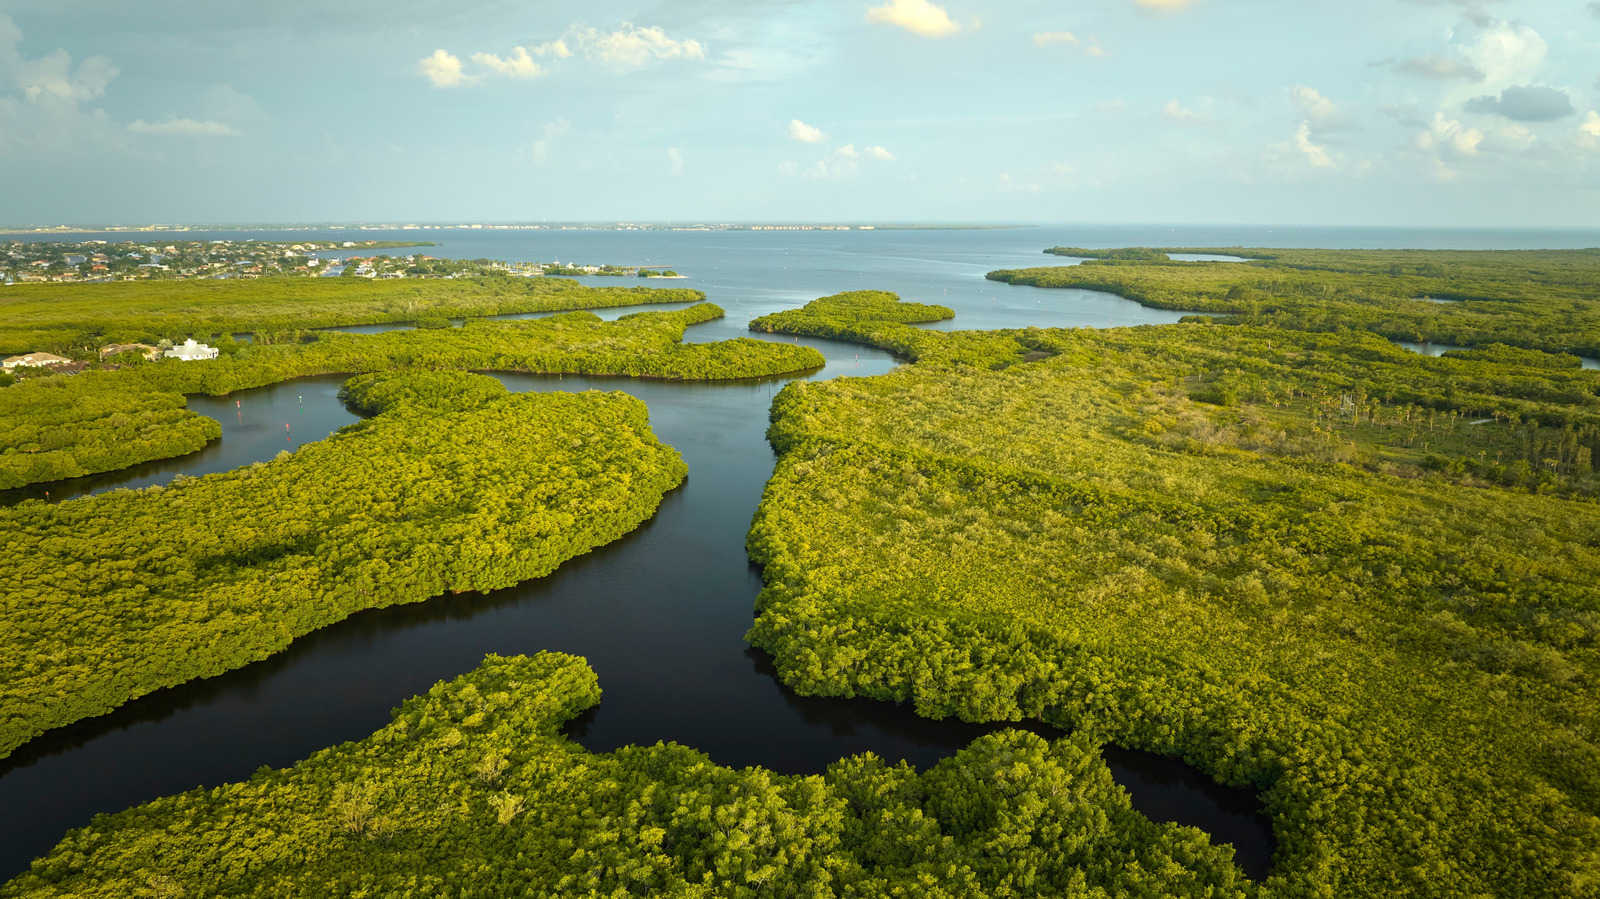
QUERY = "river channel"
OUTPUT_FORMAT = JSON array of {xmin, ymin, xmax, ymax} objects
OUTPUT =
[{"xmin": 0, "ymin": 320, "xmax": 1276, "ymax": 884}]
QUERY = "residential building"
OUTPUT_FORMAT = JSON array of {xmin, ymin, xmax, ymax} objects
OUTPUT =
[
  {"xmin": 2, "ymin": 352, "xmax": 71, "ymax": 369},
  {"xmin": 164, "ymin": 338, "xmax": 219, "ymax": 361}
]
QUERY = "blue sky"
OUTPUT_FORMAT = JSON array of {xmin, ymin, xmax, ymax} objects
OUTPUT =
[{"xmin": 1, "ymin": 0, "xmax": 1597, "ymax": 226}]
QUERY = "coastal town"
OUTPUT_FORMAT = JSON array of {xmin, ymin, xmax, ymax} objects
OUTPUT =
[
  {"xmin": 0, "ymin": 222, "xmax": 899, "ymax": 236},
  {"xmin": 0, "ymin": 239, "xmax": 682, "ymax": 285},
  {"xmin": 0, "ymin": 239, "xmax": 432, "ymax": 285}
]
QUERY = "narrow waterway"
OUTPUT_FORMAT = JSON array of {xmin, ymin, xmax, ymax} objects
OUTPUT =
[
  {"xmin": 0, "ymin": 328, "xmax": 1276, "ymax": 883},
  {"xmin": 0, "ymin": 374, "xmax": 361, "ymax": 506}
]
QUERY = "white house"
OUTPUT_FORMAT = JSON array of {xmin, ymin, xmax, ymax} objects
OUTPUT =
[
  {"xmin": 2, "ymin": 352, "xmax": 70, "ymax": 369},
  {"xmin": 165, "ymin": 339, "xmax": 219, "ymax": 361}
]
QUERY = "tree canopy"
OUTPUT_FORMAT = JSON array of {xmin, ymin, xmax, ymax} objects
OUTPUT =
[
  {"xmin": 744, "ymin": 287, "xmax": 1600, "ymax": 897},
  {"xmin": 1, "ymin": 653, "xmax": 1253, "ymax": 899},
  {"xmin": 0, "ymin": 371, "xmax": 687, "ymax": 758}
]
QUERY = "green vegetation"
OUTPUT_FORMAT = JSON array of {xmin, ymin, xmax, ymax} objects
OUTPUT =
[
  {"xmin": 0, "ymin": 377, "xmax": 221, "ymax": 490},
  {"xmin": 2, "ymin": 653, "xmax": 1252, "ymax": 898},
  {"xmin": 0, "ymin": 275, "xmax": 705, "ymax": 356},
  {"xmin": 0, "ymin": 371, "xmax": 688, "ymax": 758},
  {"xmin": 745, "ymin": 290, "xmax": 1600, "ymax": 896},
  {"xmin": 338, "ymin": 369, "xmax": 511, "ymax": 416},
  {"xmin": 749, "ymin": 290, "xmax": 954, "ymax": 357},
  {"xmin": 0, "ymin": 304, "xmax": 822, "ymax": 490},
  {"xmin": 752, "ymin": 290, "xmax": 954, "ymax": 331},
  {"xmin": 991, "ymin": 247, "xmax": 1600, "ymax": 356},
  {"xmin": 14, "ymin": 249, "xmax": 1600, "ymax": 895},
  {"xmin": 1045, "ymin": 247, "xmax": 1176, "ymax": 261}
]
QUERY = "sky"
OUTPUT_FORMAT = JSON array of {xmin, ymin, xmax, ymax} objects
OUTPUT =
[{"xmin": 0, "ymin": 0, "xmax": 1597, "ymax": 227}]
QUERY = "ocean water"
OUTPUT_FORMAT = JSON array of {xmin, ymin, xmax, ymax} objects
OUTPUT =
[{"xmin": 14, "ymin": 225, "xmax": 1598, "ymax": 336}]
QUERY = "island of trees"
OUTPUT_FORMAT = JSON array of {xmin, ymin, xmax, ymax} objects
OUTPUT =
[
  {"xmin": 5, "ymin": 249, "xmax": 1600, "ymax": 897},
  {"xmin": 0, "ymin": 371, "xmax": 690, "ymax": 758},
  {"xmin": 0, "ymin": 652, "xmax": 1252, "ymax": 898},
  {"xmin": 743, "ymin": 284, "xmax": 1600, "ymax": 897},
  {"xmin": 1, "ymin": 293, "xmax": 821, "ymax": 490}
]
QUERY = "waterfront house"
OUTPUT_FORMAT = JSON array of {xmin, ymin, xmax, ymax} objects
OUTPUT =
[
  {"xmin": 2, "ymin": 352, "xmax": 71, "ymax": 369},
  {"xmin": 164, "ymin": 339, "xmax": 219, "ymax": 361}
]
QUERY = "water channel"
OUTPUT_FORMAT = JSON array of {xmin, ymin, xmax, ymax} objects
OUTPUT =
[{"xmin": 1, "ymin": 311, "xmax": 1276, "ymax": 886}]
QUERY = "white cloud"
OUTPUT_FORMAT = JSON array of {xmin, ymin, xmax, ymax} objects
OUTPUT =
[
  {"xmin": 531, "ymin": 39, "xmax": 572, "ymax": 59},
  {"xmin": 418, "ymin": 49, "xmax": 474, "ymax": 87},
  {"xmin": 1097, "ymin": 98, "xmax": 1126, "ymax": 113},
  {"xmin": 1415, "ymin": 113, "xmax": 1483, "ymax": 157},
  {"xmin": 127, "ymin": 117, "xmax": 240, "ymax": 137},
  {"xmin": 17, "ymin": 52, "xmax": 117, "ymax": 105},
  {"xmin": 1135, "ymin": 0, "xmax": 1200, "ymax": 10},
  {"xmin": 1394, "ymin": 54, "xmax": 1484, "ymax": 82},
  {"xmin": 866, "ymin": 0, "xmax": 962, "ymax": 38},
  {"xmin": 866, "ymin": 145, "xmax": 896, "ymax": 160},
  {"xmin": 471, "ymin": 47, "xmax": 545, "ymax": 79},
  {"xmin": 803, "ymin": 145, "xmax": 866, "ymax": 179},
  {"xmin": 1, "ymin": 14, "xmax": 118, "ymax": 107},
  {"xmin": 1161, "ymin": 99, "xmax": 1205, "ymax": 124},
  {"xmin": 1293, "ymin": 122, "xmax": 1333, "ymax": 167},
  {"xmin": 1464, "ymin": 22, "xmax": 1547, "ymax": 89},
  {"xmin": 777, "ymin": 160, "xmax": 799, "ymax": 176},
  {"xmin": 570, "ymin": 23, "xmax": 706, "ymax": 68},
  {"xmin": 1291, "ymin": 85, "xmax": 1352, "ymax": 131},
  {"xmin": 668, "ymin": 146, "xmax": 684, "ymax": 175},
  {"xmin": 521, "ymin": 118, "xmax": 570, "ymax": 165},
  {"xmin": 788, "ymin": 119, "xmax": 827, "ymax": 143},
  {"xmin": 1405, "ymin": 111, "xmax": 1479, "ymax": 177},
  {"xmin": 1034, "ymin": 31, "xmax": 1078, "ymax": 46},
  {"xmin": 1034, "ymin": 30, "xmax": 1104, "ymax": 55},
  {"xmin": 0, "ymin": 14, "xmax": 122, "ymax": 156},
  {"xmin": 1580, "ymin": 111, "xmax": 1600, "ymax": 151},
  {"xmin": 439, "ymin": 28, "xmax": 687, "ymax": 86}
]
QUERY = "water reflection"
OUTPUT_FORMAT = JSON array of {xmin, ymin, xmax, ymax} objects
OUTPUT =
[{"xmin": 1391, "ymin": 339, "xmax": 1468, "ymax": 357}]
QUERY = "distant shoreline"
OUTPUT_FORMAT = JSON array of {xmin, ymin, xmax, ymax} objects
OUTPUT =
[{"xmin": 0, "ymin": 223, "xmax": 1031, "ymax": 236}]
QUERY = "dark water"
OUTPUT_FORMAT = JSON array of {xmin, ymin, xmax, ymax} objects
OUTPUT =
[
  {"xmin": 0, "ymin": 328, "xmax": 1276, "ymax": 884},
  {"xmin": 0, "ymin": 374, "xmax": 360, "ymax": 506}
]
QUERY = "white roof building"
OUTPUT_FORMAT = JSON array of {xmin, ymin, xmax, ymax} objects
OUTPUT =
[
  {"xmin": 165, "ymin": 339, "xmax": 219, "ymax": 361},
  {"xmin": 2, "ymin": 352, "xmax": 70, "ymax": 369}
]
